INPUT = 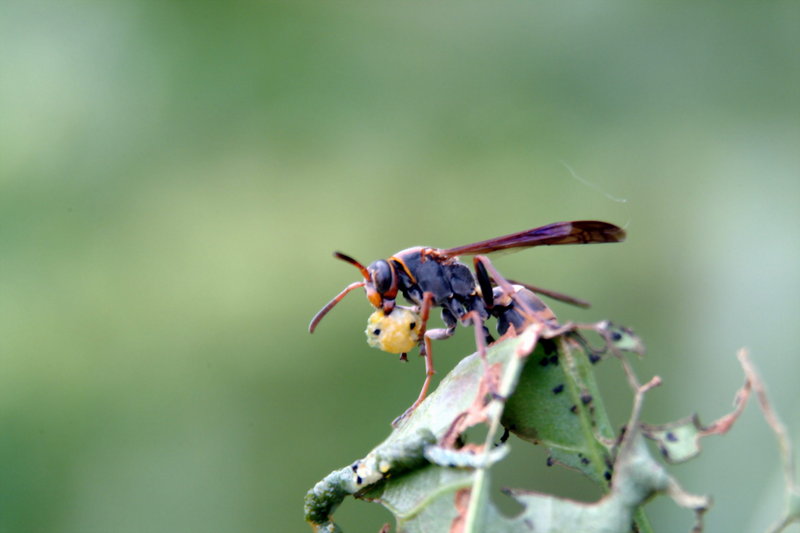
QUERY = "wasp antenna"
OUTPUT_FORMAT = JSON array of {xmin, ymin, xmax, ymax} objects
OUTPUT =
[
  {"xmin": 334, "ymin": 251, "xmax": 371, "ymax": 281},
  {"xmin": 308, "ymin": 281, "xmax": 366, "ymax": 333}
]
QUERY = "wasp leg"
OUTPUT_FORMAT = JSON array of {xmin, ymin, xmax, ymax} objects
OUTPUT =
[
  {"xmin": 476, "ymin": 255, "xmax": 561, "ymax": 330},
  {"xmin": 473, "ymin": 256, "xmax": 495, "ymax": 310},
  {"xmin": 463, "ymin": 309, "xmax": 501, "ymax": 400},
  {"xmin": 504, "ymin": 278, "xmax": 590, "ymax": 308},
  {"xmin": 416, "ymin": 292, "xmax": 435, "ymax": 356},
  {"xmin": 392, "ymin": 292, "xmax": 437, "ymax": 427},
  {"xmin": 473, "ymin": 255, "xmax": 536, "ymax": 323}
]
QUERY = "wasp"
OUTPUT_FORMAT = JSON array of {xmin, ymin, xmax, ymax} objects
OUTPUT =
[{"xmin": 309, "ymin": 220, "xmax": 625, "ymax": 422}]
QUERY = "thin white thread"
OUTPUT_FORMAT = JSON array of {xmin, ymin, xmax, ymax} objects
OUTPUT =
[
  {"xmin": 560, "ymin": 160, "xmax": 629, "ymax": 204},
  {"xmin": 559, "ymin": 161, "xmax": 632, "ymax": 230}
]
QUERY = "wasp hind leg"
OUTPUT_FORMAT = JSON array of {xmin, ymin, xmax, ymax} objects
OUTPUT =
[{"xmin": 473, "ymin": 255, "xmax": 547, "ymax": 327}]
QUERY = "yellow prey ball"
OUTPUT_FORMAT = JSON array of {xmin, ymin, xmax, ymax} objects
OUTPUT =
[{"xmin": 365, "ymin": 308, "xmax": 422, "ymax": 354}]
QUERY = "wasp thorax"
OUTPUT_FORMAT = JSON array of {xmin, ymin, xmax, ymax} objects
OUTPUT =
[{"xmin": 365, "ymin": 308, "xmax": 422, "ymax": 354}]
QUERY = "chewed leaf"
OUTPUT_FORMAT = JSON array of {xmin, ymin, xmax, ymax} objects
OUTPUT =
[
  {"xmin": 391, "ymin": 331, "xmax": 538, "ymax": 440},
  {"xmin": 641, "ymin": 416, "xmax": 705, "ymax": 463},
  {"xmin": 370, "ymin": 434, "xmax": 708, "ymax": 533},
  {"xmin": 304, "ymin": 465, "xmax": 351, "ymax": 528},
  {"xmin": 305, "ymin": 330, "xmax": 540, "ymax": 532},
  {"xmin": 641, "ymin": 351, "xmax": 754, "ymax": 465},
  {"xmin": 304, "ymin": 429, "xmax": 436, "ymax": 528},
  {"xmin": 602, "ymin": 322, "xmax": 645, "ymax": 355},
  {"xmin": 305, "ymin": 323, "xmax": 730, "ymax": 533},
  {"xmin": 363, "ymin": 465, "xmax": 476, "ymax": 532},
  {"xmin": 502, "ymin": 335, "xmax": 616, "ymax": 484},
  {"xmin": 500, "ymin": 439, "xmax": 678, "ymax": 533}
]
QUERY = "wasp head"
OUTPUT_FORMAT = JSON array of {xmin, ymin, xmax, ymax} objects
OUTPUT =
[
  {"xmin": 308, "ymin": 251, "xmax": 398, "ymax": 334},
  {"xmin": 365, "ymin": 259, "xmax": 398, "ymax": 312}
]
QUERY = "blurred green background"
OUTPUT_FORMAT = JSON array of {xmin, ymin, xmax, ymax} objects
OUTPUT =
[{"xmin": 1, "ymin": 2, "xmax": 799, "ymax": 532}]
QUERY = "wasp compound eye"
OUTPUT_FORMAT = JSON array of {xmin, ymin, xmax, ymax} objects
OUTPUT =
[
  {"xmin": 368, "ymin": 260, "xmax": 394, "ymax": 295},
  {"xmin": 365, "ymin": 308, "xmax": 422, "ymax": 354}
]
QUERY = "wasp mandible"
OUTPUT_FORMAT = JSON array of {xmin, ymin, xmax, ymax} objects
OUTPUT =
[{"xmin": 309, "ymin": 220, "xmax": 625, "ymax": 423}]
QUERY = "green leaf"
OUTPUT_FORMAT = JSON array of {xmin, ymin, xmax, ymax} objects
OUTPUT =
[
  {"xmin": 364, "ymin": 434, "xmax": 706, "ymax": 533},
  {"xmin": 305, "ymin": 324, "xmax": 714, "ymax": 533},
  {"xmin": 502, "ymin": 334, "xmax": 616, "ymax": 484},
  {"xmin": 365, "ymin": 465, "xmax": 475, "ymax": 532},
  {"xmin": 641, "ymin": 415, "xmax": 705, "ymax": 463},
  {"xmin": 305, "ymin": 330, "xmax": 539, "ymax": 532}
]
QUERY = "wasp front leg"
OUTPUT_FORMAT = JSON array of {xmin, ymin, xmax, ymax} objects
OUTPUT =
[{"xmin": 393, "ymin": 292, "xmax": 442, "ymax": 426}]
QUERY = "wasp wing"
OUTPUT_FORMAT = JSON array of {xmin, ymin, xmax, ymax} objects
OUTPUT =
[{"xmin": 441, "ymin": 220, "xmax": 625, "ymax": 256}]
